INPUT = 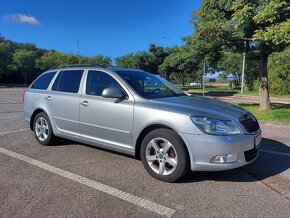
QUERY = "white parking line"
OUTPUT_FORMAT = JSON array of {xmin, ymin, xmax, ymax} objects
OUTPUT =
[
  {"xmin": 260, "ymin": 149, "xmax": 290, "ymax": 157},
  {"xmin": 0, "ymin": 146, "xmax": 176, "ymax": 217},
  {"xmin": 0, "ymin": 128, "xmax": 30, "ymax": 135}
]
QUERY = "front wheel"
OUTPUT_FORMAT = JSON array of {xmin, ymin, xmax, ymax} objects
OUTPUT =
[
  {"xmin": 33, "ymin": 112, "xmax": 56, "ymax": 146},
  {"xmin": 140, "ymin": 129, "xmax": 190, "ymax": 182}
]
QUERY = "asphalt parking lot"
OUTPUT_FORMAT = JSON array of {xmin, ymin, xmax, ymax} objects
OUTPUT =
[{"xmin": 0, "ymin": 88, "xmax": 290, "ymax": 218}]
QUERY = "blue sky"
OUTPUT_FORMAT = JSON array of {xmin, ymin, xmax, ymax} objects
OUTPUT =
[{"xmin": 0, "ymin": 0, "xmax": 201, "ymax": 59}]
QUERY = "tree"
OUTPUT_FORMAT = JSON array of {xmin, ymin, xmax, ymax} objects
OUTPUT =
[
  {"xmin": 192, "ymin": 0, "xmax": 290, "ymax": 110},
  {"xmin": 115, "ymin": 44, "xmax": 174, "ymax": 74},
  {"xmin": 160, "ymin": 45, "xmax": 199, "ymax": 86},
  {"xmin": 0, "ymin": 41, "xmax": 13, "ymax": 80},
  {"xmin": 268, "ymin": 48, "xmax": 290, "ymax": 94},
  {"xmin": 36, "ymin": 51, "xmax": 65, "ymax": 71},
  {"xmin": 10, "ymin": 49, "xmax": 37, "ymax": 85},
  {"xmin": 65, "ymin": 53, "xmax": 78, "ymax": 65},
  {"xmin": 79, "ymin": 55, "xmax": 112, "ymax": 66},
  {"xmin": 148, "ymin": 44, "xmax": 173, "ymax": 74},
  {"xmin": 116, "ymin": 51, "xmax": 155, "ymax": 72}
]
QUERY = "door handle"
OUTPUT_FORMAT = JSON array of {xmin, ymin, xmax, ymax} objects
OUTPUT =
[
  {"xmin": 81, "ymin": 101, "xmax": 89, "ymax": 107},
  {"xmin": 45, "ymin": 96, "xmax": 52, "ymax": 101}
]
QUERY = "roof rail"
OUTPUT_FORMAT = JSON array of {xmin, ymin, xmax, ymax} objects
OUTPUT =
[{"xmin": 49, "ymin": 64, "xmax": 102, "ymax": 70}]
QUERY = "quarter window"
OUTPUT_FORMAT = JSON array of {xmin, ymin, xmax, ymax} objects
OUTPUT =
[
  {"xmin": 86, "ymin": 70, "xmax": 122, "ymax": 96},
  {"xmin": 52, "ymin": 70, "xmax": 83, "ymax": 93},
  {"xmin": 31, "ymin": 71, "xmax": 56, "ymax": 90}
]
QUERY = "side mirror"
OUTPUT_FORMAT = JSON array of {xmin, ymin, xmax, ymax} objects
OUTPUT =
[{"xmin": 102, "ymin": 87, "xmax": 126, "ymax": 99}]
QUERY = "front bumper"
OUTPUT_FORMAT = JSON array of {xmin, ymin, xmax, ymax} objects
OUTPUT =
[{"xmin": 180, "ymin": 131, "xmax": 261, "ymax": 171}]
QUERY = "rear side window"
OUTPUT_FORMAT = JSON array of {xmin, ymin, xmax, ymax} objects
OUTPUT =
[
  {"xmin": 86, "ymin": 70, "xmax": 122, "ymax": 96},
  {"xmin": 52, "ymin": 70, "xmax": 83, "ymax": 93},
  {"xmin": 31, "ymin": 71, "xmax": 56, "ymax": 90}
]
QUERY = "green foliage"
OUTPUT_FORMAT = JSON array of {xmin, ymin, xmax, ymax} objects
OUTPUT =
[
  {"xmin": 191, "ymin": 0, "xmax": 290, "ymax": 110},
  {"xmin": 115, "ymin": 44, "xmax": 173, "ymax": 74},
  {"xmin": 218, "ymin": 52, "xmax": 242, "ymax": 79},
  {"xmin": 10, "ymin": 49, "xmax": 37, "ymax": 85},
  {"xmin": 36, "ymin": 51, "xmax": 112, "ymax": 72},
  {"xmin": 268, "ymin": 48, "xmax": 290, "ymax": 94},
  {"xmin": 0, "ymin": 36, "xmax": 112, "ymax": 84},
  {"xmin": 79, "ymin": 55, "xmax": 111, "ymax": 66},
  {"xmin": 237, "ymin": 103, "xmax": 290, "ymax": 123},
  {"xmin": 160, "ymin": 45, "xmax": 200, "ymax": 85},
  {"xmin": 0, "ymin": 41, "xmax": 13, "ymax": 79},
  {"xmin": 116, "ymin": 51, "xmax": 155, "ymax": 72},
  {"xmin": 35, "ymin": 51, "xmax": 66, "ymax": 71},
  {"xmin": 252, "ymin": 0, "xmax": 290, "ymax": 45}
]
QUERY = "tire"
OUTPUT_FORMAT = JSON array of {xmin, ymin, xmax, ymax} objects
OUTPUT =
[
  {"xmin": 33, "ymin": 112, "xmax": 56, "ymax": 146},
  {"xmin": 140, "ymin": 128, "xmax": 190, "ymax": 182}
]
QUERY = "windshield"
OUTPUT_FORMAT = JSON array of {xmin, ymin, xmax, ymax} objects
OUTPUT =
[{"xmin": 114, "ymin": 70, "xmax": 187, "ymax": 99}]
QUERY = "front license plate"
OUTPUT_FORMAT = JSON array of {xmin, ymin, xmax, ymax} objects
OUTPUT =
[{"xmin": 255, "ymin": 133, "xmax": 262, "ymax": 149}]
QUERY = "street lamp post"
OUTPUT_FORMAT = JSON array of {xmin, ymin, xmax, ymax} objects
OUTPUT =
[
  {"xmin": 203, "ymin": 61, "xmax": 206, "ymax": 97},
  {"xmin": 241, "ymin": 40, "xmax": 246, "ymax": 94},
  {"xmin": 77, "ymin": 40, "xmax": 80, "ymax": 64}
]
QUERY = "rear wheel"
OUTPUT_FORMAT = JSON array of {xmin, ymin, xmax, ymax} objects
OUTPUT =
[
  {"xmin": 140, "ymin": 129, "xmax": 190, "ymax": 182},
  {"xmin": 33, "ymin": 112, "xmax": 56, "ymax": 145}
]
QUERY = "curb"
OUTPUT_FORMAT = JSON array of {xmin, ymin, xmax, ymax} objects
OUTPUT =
[
  {"xmin": 259, "ymin": 121, "xmax": 290, "ymax": 129},
  {"xmin": 236, "ymin": 94, "xmax": 290, "ymax": 102}
]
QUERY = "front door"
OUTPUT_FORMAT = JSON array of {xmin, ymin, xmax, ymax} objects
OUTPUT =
[{"xmin": 79, "ymin": 70, "xmax": 134, "ymax": 150}]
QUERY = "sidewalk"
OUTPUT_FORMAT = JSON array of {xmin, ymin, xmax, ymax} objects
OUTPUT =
[
  {"xmin": 216, "ymin": 94, "xmax": 290, "ymax": 106},
  {"xmin": 260, "ymin": 121, "xmax": 290, "ymax": 129},
  {"xmin": 188, "ymin": 91, "xmax": 290, "ymax": 107}
]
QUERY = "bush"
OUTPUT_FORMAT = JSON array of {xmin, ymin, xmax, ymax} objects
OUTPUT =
[
  {"xmin": 249, "ymin": 48, "xmax": 290, "ymax": 95},
  {"xmin": 268, "ymin": 49, "xmax": 290, "ymax": 95}
]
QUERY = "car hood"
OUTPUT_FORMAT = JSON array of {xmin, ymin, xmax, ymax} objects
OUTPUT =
[{"xmin": 149, "ymin": 95, "xmax": 248, "ymax": 120}]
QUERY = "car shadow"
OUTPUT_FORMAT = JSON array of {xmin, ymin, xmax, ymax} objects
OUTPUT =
[
  {"xmin": 179, "ymin": 137, "xmax": 290, "ymax": 183},
  {"xmin": 53, "ymin": 137, "xmax": 290, "ymax": 183},
  {"xmin": 53, "ymin": 138, "xmax": 136, "ymax": 159}
]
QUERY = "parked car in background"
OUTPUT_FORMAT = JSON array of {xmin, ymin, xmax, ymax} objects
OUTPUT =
[
  {"xmin": 23, "ymin": 65, "xmax": 261, "ymax": 182},
  {"xmin": 189, "ymin": 82, "xmax": 201, "ymax": 87}
]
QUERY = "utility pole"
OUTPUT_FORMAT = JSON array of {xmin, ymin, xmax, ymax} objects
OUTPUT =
[
  {"xmin": 203, "ymin": 61, "xmax": 206, "ymax": 97},
  {"xmin": 77, "ymin": 40, "xmax": 80, "ymax": 64},
  {"xmin": 241, "ymin": 40, "xmax": 246, "ymax": 94}
]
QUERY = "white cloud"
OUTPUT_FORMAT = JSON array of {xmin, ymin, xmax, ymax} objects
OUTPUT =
[{"xmin": 3, "ymin": 14, "xmax": 40, "ymax": 25}]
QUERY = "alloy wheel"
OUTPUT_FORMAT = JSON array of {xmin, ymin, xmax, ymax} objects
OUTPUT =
[{"xmin": 145, "ymin": 137, "xmax": 178, "ymax": 176}]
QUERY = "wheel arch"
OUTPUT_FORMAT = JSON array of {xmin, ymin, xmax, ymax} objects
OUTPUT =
[
  {"xmin": 30, "ymin": 108, "xmax": 47, "ymax": 130},
  {"xmin": 135, "ymin": 123, "xmax": 190, "ymax": 161}
]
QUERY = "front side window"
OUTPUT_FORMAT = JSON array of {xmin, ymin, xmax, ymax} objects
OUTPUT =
[
  {"xmin": 86, "ymin": 70, "xmax": 122, "ymax": 96},
  {"xmin": 31, "ymin": 71, "xmax": 56, "ymax": 90},
  {"xmin": 52, "ymin": 70, "xmax": 83, "ymax": 93}
]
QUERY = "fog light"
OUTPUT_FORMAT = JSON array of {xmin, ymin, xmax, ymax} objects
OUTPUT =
[{"xmin": 211, "ymin": 154, "xmax": 238, "ymax": 163}]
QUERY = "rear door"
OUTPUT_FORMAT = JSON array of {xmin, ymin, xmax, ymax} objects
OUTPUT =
[
  {"xmin": 45, "ymin": 69, "xmax": 84, "ymax": 137},
  {"xmin": 79, "ymin": 70, "xmax": 134, "ymax": 150},
  {"xmin": 24, "ymin": 71, "xmax": 57, "ymax": 121}
]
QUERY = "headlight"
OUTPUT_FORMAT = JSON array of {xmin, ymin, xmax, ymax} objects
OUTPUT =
[{"xmin": 191, "ymin": 116, "xmax": 242, "ymax": 135}]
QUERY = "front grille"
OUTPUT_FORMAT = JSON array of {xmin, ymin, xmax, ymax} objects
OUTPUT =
[
  {"xmin": 244, "ymin": 147, "xmax": 258, "ymax": 162},
  {"xmin": 240, "ymin": 118, "xmax": 260, "ymax": 133}
]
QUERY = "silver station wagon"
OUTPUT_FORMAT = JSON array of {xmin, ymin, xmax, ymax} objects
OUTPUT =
[{"xmin": 23, "ymin": 65, "xmax": 261, "ymax": 182}]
